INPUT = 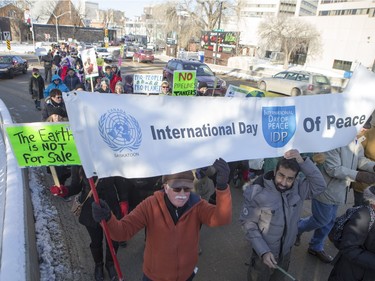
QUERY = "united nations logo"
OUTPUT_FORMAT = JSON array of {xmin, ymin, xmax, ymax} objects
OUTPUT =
[
  {"xmin": 262, "ymin": 106, "xmax": 296, "ymax": 148},
  {"xmin": 98, "ymin": 109, "xmax": 142, "ymax": 152}
]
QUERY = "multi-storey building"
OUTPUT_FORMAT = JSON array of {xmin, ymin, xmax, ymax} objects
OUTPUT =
[
  {"xmin": 240, "ymin": 0, "xmax": 318, "ymax": 18},
  {"xmin": 226, "ymin": 0, "xmax": 375, "ymax": 73},
  {"xmin": 317, "ymin": 0, "xmax": 375, "ymax": 16}
]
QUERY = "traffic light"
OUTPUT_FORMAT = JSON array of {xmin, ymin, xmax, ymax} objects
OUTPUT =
[{"xmin": 6, "ymin": 40, "xmax": 11, "ymax": 50}]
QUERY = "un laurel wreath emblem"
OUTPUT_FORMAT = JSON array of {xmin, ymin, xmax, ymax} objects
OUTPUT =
[{"xmin": 98, "ymin": 109, "xmax": 142, "ymax": 152}]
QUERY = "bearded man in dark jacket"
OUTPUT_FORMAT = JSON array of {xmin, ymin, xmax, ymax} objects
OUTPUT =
[{"xmin": 240, "ymin": 149, "xmax": 326, "ymax": 281}]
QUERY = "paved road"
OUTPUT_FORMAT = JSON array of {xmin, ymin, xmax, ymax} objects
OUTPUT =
[{"xmin": 0, "ymin": 53, "xmax": 352, "ymax": 281}]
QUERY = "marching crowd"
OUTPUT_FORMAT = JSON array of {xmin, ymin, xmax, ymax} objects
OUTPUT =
[{"xmin": 29, "ymin": 43, "xmax": 375, "ymax": 281}]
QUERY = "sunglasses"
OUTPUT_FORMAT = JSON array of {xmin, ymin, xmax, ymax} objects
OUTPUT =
[
  {"xmin": 162, "ymin": 86, "xmax": 169, "ymax": 89},
  {"xmin": 167, "ymin": 184, "xmax": 192, "ymax": 193},
  {"xmin": 54, "ymin": 96, "xmax": 62, "ymax": 99},
  {"xmin": 172, "ymin": 187, "xmax": 192, "ymax": 193}
]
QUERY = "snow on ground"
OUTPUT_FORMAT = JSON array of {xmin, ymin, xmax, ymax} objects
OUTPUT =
[
  {"xmin": 0, "ymin": 66, "xmax": 72, "ymax": 280},
  {"xmin": 28, "ymin": 168, "xmax": 74, "ymax": 280}
]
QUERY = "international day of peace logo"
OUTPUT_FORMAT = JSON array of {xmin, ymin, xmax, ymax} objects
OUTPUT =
[
  {"xmin": 98, "ymin": 109, "xmax": 142, "ymax": 152},
  {"xmin": 262, "ymin": 106, "xmax": 296, "ymax": 148}
]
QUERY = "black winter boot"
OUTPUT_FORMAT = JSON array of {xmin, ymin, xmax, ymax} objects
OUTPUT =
[
  {"xmin": 90, "ymin": 247, "xmax": 104, "ymax": 281},
  {"xmin": 94, "ymin": 262, "xmax": 104, "ymax": 281},
  {"xmin": 105, "ymin": 262, "xmax": 118, "ymax": 281}
]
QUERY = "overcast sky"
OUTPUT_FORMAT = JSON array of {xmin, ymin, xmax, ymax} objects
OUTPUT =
[{"xmin": 96, "ymin": 0, "xmax": 162, "ymax": 19}]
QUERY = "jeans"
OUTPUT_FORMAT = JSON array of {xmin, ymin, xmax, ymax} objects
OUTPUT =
[{"xmin": 297, "ymin": 198, "xmax": 338, "ymax": 251}]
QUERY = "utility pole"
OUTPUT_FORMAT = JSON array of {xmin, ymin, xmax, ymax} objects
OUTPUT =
[{"xmin": 213, "ymin": 1, "xmax": 223, "ymax": 65}]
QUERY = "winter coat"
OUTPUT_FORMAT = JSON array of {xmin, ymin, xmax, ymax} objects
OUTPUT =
[
  {"xmin": 315, "ymin": 140, "xmax": 375, "ymax": 205},
  {"xmin": 59, "ymin": 65, "xmax": 69, "ymax": 81},
  {"xmin": 43, "ymin": 74, "xmax": 69, "ymax": 99},
  {"xmin": 110, "ymin": 74, "xmax": 122, "ymax": 93},
  {"xmin": 41, "ymin": 53, "xmax": 53, "ymax": 69},
  {"xmin": 123, "ymin": 83, "xmax": 133, "ymax": 94},
  {"xmin": 106, "ymin": 187, "xmax": 232, "ymax": 281},
  {"xmin": 29, "ymin": 74, "xmax": 45, "ymax": 100},
  {"xmin": 352, "ymin": 127, "xmax": 375, "ymax": 193},
  {"xmin": 239, "ymin": 157, "xmax": 326, "ymax": 259},
  {"xmin": 41, "ymin": 98, "xmax": 68, "ymax": 121},
  {"xmin": 67, "ymin": 166, "xmax": 130, "ymax": 228},
  {"xmin": 97, "ymin": 87, "xmax": 111, "ymax": 93},
  {"xmin": 53, "ymin": 54, "xmax": 62, "ymax": 67},
  {"xmin": 63, "ymin": 74, "xmax": 81, "ymax": 91},
  {"xmin": 328, "ymin": 206, "xmax": 375, "ymax": 281}
]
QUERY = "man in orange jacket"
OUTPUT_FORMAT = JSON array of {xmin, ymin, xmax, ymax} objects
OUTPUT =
[{"xmin": 92, "ymin": 158, "xmax": 232, "ymax": 281}]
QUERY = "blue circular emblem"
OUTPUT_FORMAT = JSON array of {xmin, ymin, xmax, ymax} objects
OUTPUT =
[{"xmin": 98, "ymin": 109, "xmax": 142, "ymax": 152}]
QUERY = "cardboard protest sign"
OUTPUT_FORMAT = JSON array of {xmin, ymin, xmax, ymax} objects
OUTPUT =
[
  {"xmin": 133, "ymin": 74, "xmax": 163, "ymax": 94},
  {"xmin": 81, "ymin": 48, "xmax": 99, "ymax": 78},
  {"xmin": 225, "ymin": 84, "xmax": 265, "ymax": 97},
  {"xmin": 5, "ymin": 122, "xmax": 81, "ymax": 167},
  {"xmin": 172, "ymin": 70, "xmax": 196, "ymax": 96}
]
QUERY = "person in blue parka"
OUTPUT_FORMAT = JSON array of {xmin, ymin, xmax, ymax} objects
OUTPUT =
[{"xmin": 44, "ymin": 74, "xmax": 69, "ymax": 99}]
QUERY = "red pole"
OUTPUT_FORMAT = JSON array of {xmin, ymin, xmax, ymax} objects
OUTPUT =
[{"xmin": 88, "ymin": 177, "xmax": 124, "ymax": 281}]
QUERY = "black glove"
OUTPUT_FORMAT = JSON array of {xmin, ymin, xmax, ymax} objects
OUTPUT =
[
  {"xmin": 355, "ymin": 171, "xmax": 375, "ymax": 184},
  {"xmin": 92, "ymin": 199, "xmax": 111, "ymax": 223},
  {"xmin": 213, "ymin": 158, "xmax": 230, "ymax": 190}
]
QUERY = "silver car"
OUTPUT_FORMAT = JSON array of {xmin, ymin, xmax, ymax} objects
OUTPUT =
[{"xmin": 258, "ymin": 70, "xmax": 331, "ymax": 96}]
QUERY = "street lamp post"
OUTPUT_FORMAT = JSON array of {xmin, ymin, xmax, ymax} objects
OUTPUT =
[
  {"xmin": 52, "ymin": 11, "xmax": 71, "ymax": 42},
  {"xmin": 213, "ymin": 2, "xmax": 223, "ymax": 65}
]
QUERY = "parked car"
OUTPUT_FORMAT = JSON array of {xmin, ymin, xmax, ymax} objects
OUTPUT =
[
  {"xmin": 0, "ymin": 55, "xmax": 28, "ymax": 79},
  {"xmin": 124, "ymin": 46, "xmax": 136, "ymax": 59},
  {"xmin": 162, "ymin": 58, "xmax": 227, "ymax": 96},
  {"xmin": 133, "ymin": 49, "xmax": 154, "ymax": 63},
  {"xmin": 95, "ymin": 47, "xmax": 111, "ymax": 59},
  {"xmin": 258, "ymin": 70, "xmax": 332, "ymax": 96}
]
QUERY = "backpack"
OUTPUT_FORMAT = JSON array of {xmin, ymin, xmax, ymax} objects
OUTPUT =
[{"xmin": 328, "ymin": 205, "xmax": 375, "ymax": 249}]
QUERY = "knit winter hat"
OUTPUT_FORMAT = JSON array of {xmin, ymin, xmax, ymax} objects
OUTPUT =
[
  {"xmin": 32, "ymin": 68, "xmax": 39, "ymax": 72},
  {"xmin": 162, "ymin": 171, "xmax": 194, "ymax": 189}
]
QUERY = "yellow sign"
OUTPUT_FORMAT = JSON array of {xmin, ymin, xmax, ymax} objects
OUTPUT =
[
  {"xmin": 5, "ymin": 122, "xmax": 81, "ymax": 167},
  {"xmin": 6, "ymin": 40, "xmax": 11, "ymax": 50}
]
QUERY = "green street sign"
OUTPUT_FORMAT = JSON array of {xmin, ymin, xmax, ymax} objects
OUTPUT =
[{"xmin": 213, "ymin": 29, "xmax": 224, "ymax": 32}]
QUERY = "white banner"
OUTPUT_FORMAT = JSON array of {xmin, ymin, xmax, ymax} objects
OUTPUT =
[
  {"xmin": 64, "ymin": 66, "xmax": 375, "ymax": 179},
  {"xmin": 133, "ymin": 74, "xmax": 163, "ymax": 94}
]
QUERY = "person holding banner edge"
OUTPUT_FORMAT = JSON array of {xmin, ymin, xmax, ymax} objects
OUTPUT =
[{"xmin": 92, "ymin": 158, "xmax": 232, "ymax": 281}]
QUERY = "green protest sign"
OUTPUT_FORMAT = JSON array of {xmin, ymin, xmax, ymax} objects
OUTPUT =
[
  {"xmin": 5, "ymin": 122, "xmax": 81, "ymax": 167},
  {"xmin": 172, "ymin": 70, "xmax": 196, "ymax": 96}
]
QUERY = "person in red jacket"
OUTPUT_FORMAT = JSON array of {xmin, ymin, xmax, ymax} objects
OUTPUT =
[
  {"xmin": 92, "ymin": 158, "xmax": 232, "ymax": 281},
  {"xmin": 104, "ymin": 65, "xmax": 122, "ymax": 93}
]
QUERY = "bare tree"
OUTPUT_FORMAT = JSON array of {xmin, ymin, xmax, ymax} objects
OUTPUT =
[
  {"xmin": 148, "ymin": 0, "xmax": 232, "ymax": 50},
  {"xmin": 258, "ymin": 16, "xmax": 321, "ymax": 68}
]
